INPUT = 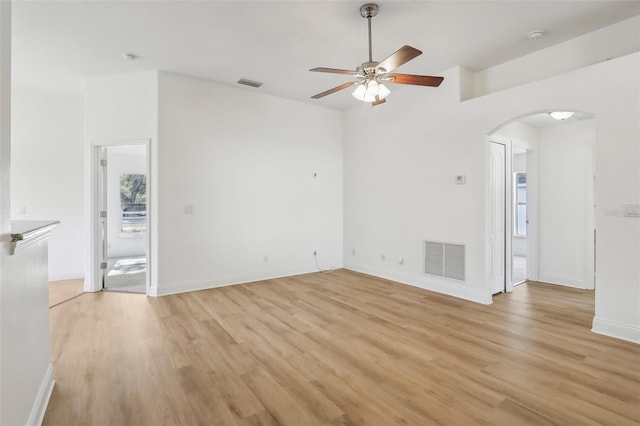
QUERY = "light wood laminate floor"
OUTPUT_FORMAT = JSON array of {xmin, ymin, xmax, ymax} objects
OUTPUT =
[
  {"xmin": 44, "ymin": 270, "xmax": 640, "ymax": 425},
  {"xmin": 49, "ymin": 279, "xmax": 84, "ymax": 308}
]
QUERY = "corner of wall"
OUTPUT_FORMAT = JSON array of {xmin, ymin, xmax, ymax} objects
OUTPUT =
[
  {"xmin": 26, "ymin": 363, "xmax": 55, "ymax": 426},
  {"xmin": 344, "ymin": 263, "xmax": 493, "ymax": 305},
  {"xmin": 457, "ymin": 66, "xmax": 477, "ymax": 101},
  {"xmin": 592, "ymin": 317, "xmax": 640, "ymax": 344}
]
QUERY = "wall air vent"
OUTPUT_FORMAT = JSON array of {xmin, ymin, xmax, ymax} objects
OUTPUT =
[
  {"xmin": 237, "ymin": 78, "xmax": 263, "ymax": 88},
  {"xmin": 424, "ymin": 241, "xmax": 465, "ymax": 281}
]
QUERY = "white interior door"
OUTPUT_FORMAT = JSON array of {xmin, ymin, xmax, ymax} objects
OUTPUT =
[{"xmin": 490, "ymin": 142, "xmax": 506, "ymax": 293}]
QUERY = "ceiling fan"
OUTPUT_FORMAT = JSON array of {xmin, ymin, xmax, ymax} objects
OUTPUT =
[{"xmin": 310, "ymin": 3, "xmax": 444, "ymax": 106}]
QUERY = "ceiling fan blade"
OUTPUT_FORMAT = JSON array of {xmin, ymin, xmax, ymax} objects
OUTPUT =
[
  {"xmin": 375, "ymin": 45, "xmax": 422, "ymax": 73},
  {"xmin": 310, "ymin": 67, "xmax": 358, "ymax": 75},
  {"xmin": 389, "ymin": 74, "xmax": 444, "ymax": 87},
  {"xmin": 311, "ymin": 81, "xmax": 358, "ymax": 99}
]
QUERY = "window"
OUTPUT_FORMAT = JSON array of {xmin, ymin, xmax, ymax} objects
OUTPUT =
[
  {"xmin": 120, "ymin": 174, "xmax": 146, "ymax": 235},
  {"xmin": 514, "ymin": 172, "xmax": 527, "ymax": 236}
]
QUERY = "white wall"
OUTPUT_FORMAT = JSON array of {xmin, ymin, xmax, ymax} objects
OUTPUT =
[
  {"xmin": 1, "ymin": 3, "xmax": 54, "ymax": 425},
  {"xmin": 343, "ymin": 51, "xmax": 640, "ymax": 343},
  {"xmin": 0, "ymin": 1, "xmax": 9, "ymax": 239},
  {"xmin": 513, "ymin": 152, "xmax": 527, "ymax": 172},
  {"xmin": 156, "ymin": 72, "xmax": 343, "ymax": 295},
  {"xmin": 85, "ymin": 71, "xmax": 343, "ymax": 296},
  {"xmin": 592, "ymin": 62, "xmax": 640, "ymax": 342},
  {"xmin": 106, "ymin": 147, "xmax": 146, "ymax": 258},
  {"xmin": 538, "ymin": 119, "xmax": 595, "ymax": 289},
  {"xmin": 11, "ymin": 88, "xmax": 84, "ymax": 280},
  {"xmin": 0, "ymin": 2, "xmax": 13, "ymax": 422},
  {"xmin": 84, "ymin": 71, "xmax": 158, "ymax": 292},
  {"xmin": 344, "ymin": 70, "xmax": 491, "ymax": 303}
]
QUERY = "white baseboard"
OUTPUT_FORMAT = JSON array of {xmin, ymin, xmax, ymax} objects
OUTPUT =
[
  {"xmin": 344, "ymin": 262, "xmax": 493, "ymax": 305},
  {"xmin": 148, "ymin": 263, "xmax": 492, "ymax": 305},
  {"xmin": 592, "ymin": 317, "xmax": 640, "ymax": 344},
  {"xmin": 538, "ymin": 272, "xmax": 585, "ymax": 289},
  {"xmin": 27, "ymin": 363, "xmax": 55, "ymax": 426},
  {"xmin": 150, "ymin": 267, "xmax": 321, "ymax": 297},
  {"xmin": 49, "ymin": 271, "xmax": 84, "ymax": 282}
]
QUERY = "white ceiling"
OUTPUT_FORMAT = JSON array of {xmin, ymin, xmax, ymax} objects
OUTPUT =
[{"xmin": 11, "ymin": 0, "xmax": 640, "ymax": 110}]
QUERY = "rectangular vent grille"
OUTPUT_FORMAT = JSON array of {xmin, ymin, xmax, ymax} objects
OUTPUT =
[
  {"xmin": 237, "ymin": 78, "xmax": 263, "ymax": 88},
  {"xmin": 424, "ymin": 241, "xmax": 465, "ymax": 281}
]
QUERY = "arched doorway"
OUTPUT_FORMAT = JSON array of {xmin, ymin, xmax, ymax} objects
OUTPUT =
[{"xmin": 487, "ymin": 110, "xmax": 595, "ymax": 297}]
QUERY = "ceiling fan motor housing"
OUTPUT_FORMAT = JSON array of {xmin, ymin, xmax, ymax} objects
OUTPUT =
[{"xmin": 361, "ymin": 61, "xmax": 380, "ymax": 74}]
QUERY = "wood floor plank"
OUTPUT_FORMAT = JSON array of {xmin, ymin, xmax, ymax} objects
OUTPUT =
[
  {"xmin": 44, "ymin": 270, "xmax": 640, "ymax": 425},
  {"xmin": 49, "ymin": 278, "xmax": 84, "ymax": 308}
]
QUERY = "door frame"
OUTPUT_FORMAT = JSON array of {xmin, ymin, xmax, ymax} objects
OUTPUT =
[
  {"xmin": 511, "ymin": 146, "xmax": 530, "ymax": 287},
  {"xmin": 87, "ymin": 138, "xmax": 152, "ymax": 295},
  {"xmin": 487, "ymin": 136, "xmax": 539, "ymax": 297},
  {"xmin": 489, "ymin": 139, "xmax": 509, "ymax": 294}
]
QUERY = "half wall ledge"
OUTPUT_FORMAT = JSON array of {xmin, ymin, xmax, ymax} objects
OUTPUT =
[{"xmin": 10, "ymin": 220, "xmax": 60, "ymax": 255}]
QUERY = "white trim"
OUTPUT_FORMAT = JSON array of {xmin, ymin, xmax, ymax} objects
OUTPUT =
[
  {"xmin": 538, "ymin": 272, "xmax": 586, "ymax": 289},
  {"xmin": 150, "ymin": 267, "xmax": 317, "ymax": 297},
  {"xmin": 49, "ymin": 271, "xmax": 84, "ymax": 282},
  {"xmin": 488, "ymin": 139, "xmax": 510, "ymax": 294},
  {"xmin": 525, "ymin": 149, "xmax": 539, "ymax": 282},
  {"xmin": 592, "ymin": 317, "xmax": 640, "ymax": 344},
  {"xmin": 344, "ymin": 262, "xmax": 493, "ymax": 305},
  {"xmin": 26, "ymin": 363, "xmax": 55, "ymax": 426}
]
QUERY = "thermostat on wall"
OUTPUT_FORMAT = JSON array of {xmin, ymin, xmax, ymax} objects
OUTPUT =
[{"xmin": 455, "ymin": 175, "xmax": 466, "ymax": 185}]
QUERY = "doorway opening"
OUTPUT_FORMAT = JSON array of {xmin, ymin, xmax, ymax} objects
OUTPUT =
[
  {"xmin": 511, "ymin": 147, "xmax": 527, "ymax": 285},
  {"xmin": 98, "ymin": 144, "xmax": 148, "ymax": 294}
]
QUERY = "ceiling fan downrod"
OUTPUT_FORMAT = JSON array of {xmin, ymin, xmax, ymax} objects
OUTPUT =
[{"xmin": 360, "ymin": 3, "xmax": 379, "ymax": 64}]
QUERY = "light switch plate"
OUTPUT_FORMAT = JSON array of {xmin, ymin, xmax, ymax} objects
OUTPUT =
[{"xmin": 624, "ymin": 203, "xmax": 640, "ymax": 217}]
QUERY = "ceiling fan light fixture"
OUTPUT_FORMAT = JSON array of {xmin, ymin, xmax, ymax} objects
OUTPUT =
[
  {"xmin": 549, "ymin": 111, "xmax": 574, "ymax": 120},
  {"xmin": 352, "ymin": 80, "xmax": 390, "ymax": 102},
  {"xmin": 352, "ymin": 83, "xmax": 367, "ymax": 101},
  {"xmin": 376, "ymin": 83, "xmax": 391, "ymax": 101}
]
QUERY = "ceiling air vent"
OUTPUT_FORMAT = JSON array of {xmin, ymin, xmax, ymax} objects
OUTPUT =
[{"xmin": 237, "ymin": 78, "xmax": 263, "ymax": 88}]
